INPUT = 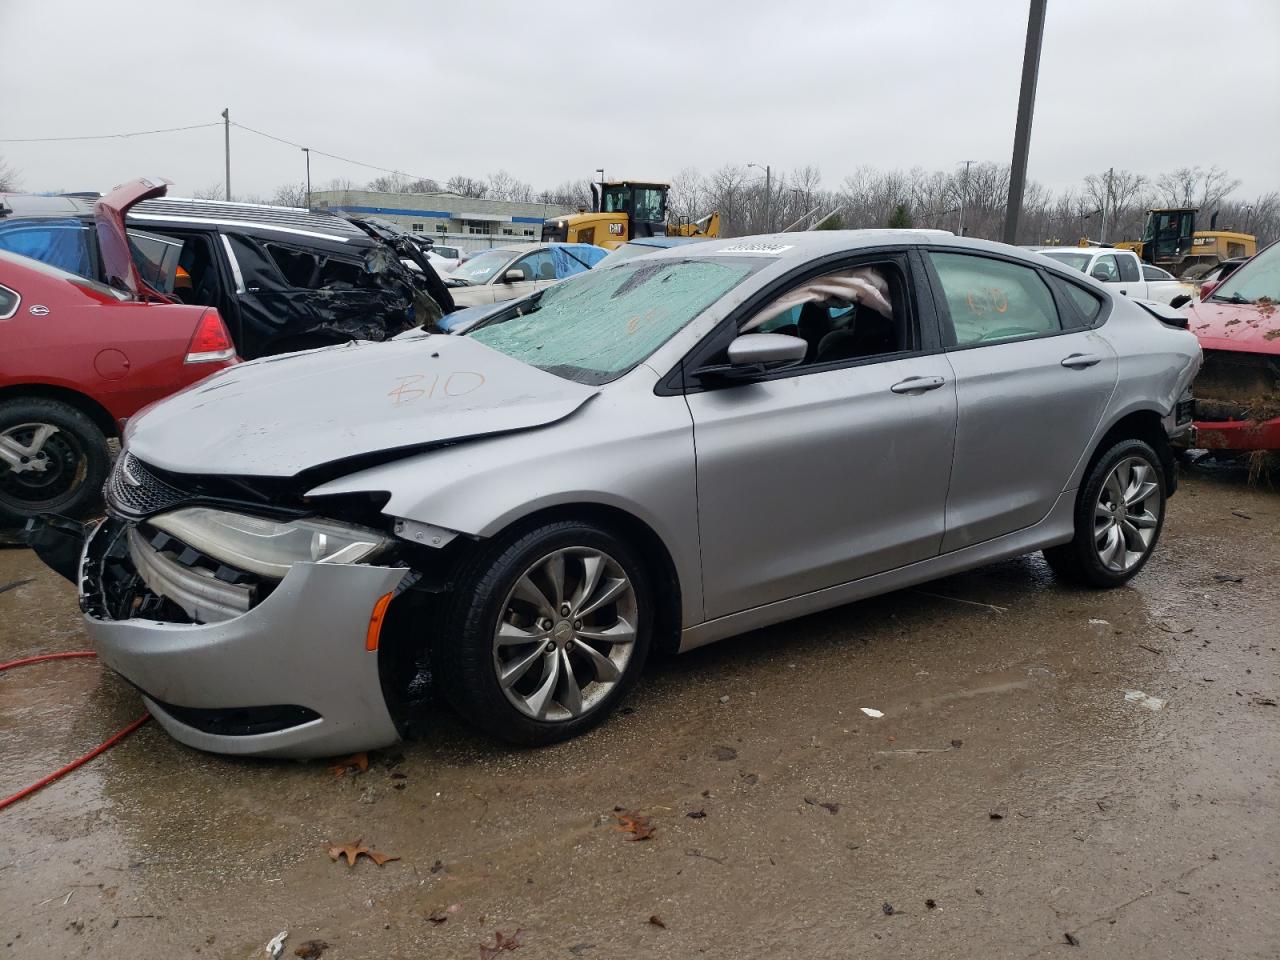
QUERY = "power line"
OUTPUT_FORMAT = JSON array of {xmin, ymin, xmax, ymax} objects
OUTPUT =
[
  {"xmin": 230, "ymin": 121, "xmax": 441, "ymax": 185},
  {"xmin": 0, "ymin": 122, "xmax": 221, "ymax": 144}
]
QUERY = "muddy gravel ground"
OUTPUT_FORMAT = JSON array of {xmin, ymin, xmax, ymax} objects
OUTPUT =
[{"xmin": 1, "ymin": 465, "xmax": 1277, "ymax": 960}]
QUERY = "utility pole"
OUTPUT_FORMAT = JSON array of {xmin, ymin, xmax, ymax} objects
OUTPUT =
[
  {"xmin": 302, "ymin": 147, "xmax": 311, "ymax": 209},
  {"xmin": 221, "ymin": 108, "xmax": 231, "ymax": 202},
  {"xmin": 957, "ymin": 160, "xmax": 974, "ymax": 236},
  {"xmin": 1002, "ymin": 0, "xmax": 1047, "ymax": 245},
  {"xmin": 1100, "ymin": 166, "xmax": 1113, "ymax": 244}
]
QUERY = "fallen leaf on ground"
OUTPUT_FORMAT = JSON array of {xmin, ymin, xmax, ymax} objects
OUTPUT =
[
  {"xmin": 1064, "ymin": 932, "xmax": 1081, "ymax": 946},
  {"xmin": 479, "ymin": 928, "xmax": 524, "ymax": 958},
  {"xmin": 294, "ymin": 940, "xmax": 329, "ymax": 959},
  {"xmin": 648, "ymin": 915, "xmax": 666, "ymax": 929},
  {"xmin": 1156, "ymin": 619, "xmax": 1193, "ymax": 634},
  {"xmin": 710, "ymin": 745, "xmax": 737, "ymax": 761},
  {"xmin": 329, "ymin": 752, "xmax": 369, "ymax": 777},
  {"xmin": 1252, "ymin": 696, "xmax": 1277, "ymax": 707},
  {"xmin": 925, "ymin": 898, "xmax": 937, "ymax": 909},
  {"xmin": 1213, "ymin": 573, "xmax": 1245, "ymax": 583},
  {"xmin": 686, "ymin": 809, "xmax": 706, "ymax": 819},
  {"xmin": 989, "ymin": 803, "xmax": 1008, "ymax": 820},
  {"xmin": 0, "ymin": 578, "xmax": 35, "ymax": 595},
  {"xmin": 612, "ymin": 811, "xmax": 655, "ymax": 841},
  {"xmin": 425, "ymin": 911, "xmax": 448, "ymax": 925},
  {"xmin": 325, "ymin": 839, "xmax": 400, "ymax": 867},
  {"xmin": 1231, "ymin": 510, "xmax": 1252, "ymax": 520},
  {"xmin": 882, "ymin": 902, "xmax": 895, "ymax": 916}
]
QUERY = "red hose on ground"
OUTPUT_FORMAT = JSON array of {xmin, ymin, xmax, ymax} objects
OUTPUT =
[{"xmin": 0, "ymin": 651, "xmax": 150, "ymax": 811}]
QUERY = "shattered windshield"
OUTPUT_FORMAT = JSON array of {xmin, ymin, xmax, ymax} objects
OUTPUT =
[
  {"xmin": 1040, "ymin": 250, "xmax": 1092, "ymax": 273},
  {"xmin": 467, "ymin": 257, "xmax": 760, "ymax": 384},
  {"xmin": 450, "ymin": 249, "xmax": 515, "ymax": 285},
  {"xmin": 1212, "ymin": 242, "xmax": 1279, "ymax": 304}
]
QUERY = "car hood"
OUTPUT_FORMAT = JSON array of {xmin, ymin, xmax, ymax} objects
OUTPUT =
[
  {"xmin": 94, "ymin": 177, "xmax": 173, "ymax": 301},
  {"xmin": 125, "ymin": 335, "xmax": 598, "ymax": 478},
  {"xmin": 1184, "ymin": 299, "xmax": 1280, "ymax": 354}
]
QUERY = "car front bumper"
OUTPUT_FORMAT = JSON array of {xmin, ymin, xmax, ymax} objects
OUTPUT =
[{"xmin": 78, "ymin": 518, "xmax": 408, "ymax": 759}]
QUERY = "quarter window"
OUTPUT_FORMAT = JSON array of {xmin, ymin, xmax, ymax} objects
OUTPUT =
[
  {"xmin": 1054, "ymin": 278, "xmax": 1104, "ymax": 325},
  {"xmin": 930, "ymin": 252, "xmax": 1062, "ymax": 346},
  {"xmin": 0, "ymin": 283, "xmax": 19, "ymax": 320}
]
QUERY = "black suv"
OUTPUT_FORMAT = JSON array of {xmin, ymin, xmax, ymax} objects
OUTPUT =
[{"xmin": 0, "ymin": 178, "xmax": 452, "ymax": 359}]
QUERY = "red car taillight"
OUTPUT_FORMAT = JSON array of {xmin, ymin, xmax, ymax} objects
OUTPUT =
[{"xmin": 185, "ymin": 309, "xmax": 237, "ymax": 363}]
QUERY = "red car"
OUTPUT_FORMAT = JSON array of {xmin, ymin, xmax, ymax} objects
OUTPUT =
[
  {"xmin": 0, "ymin": 248, "xmax": 237, "ymax": 525},
  {"xmin": 1184, "ymin": 240, "xmax": 1280, "ymax": 452}
]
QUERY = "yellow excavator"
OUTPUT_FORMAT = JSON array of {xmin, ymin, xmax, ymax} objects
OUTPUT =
[
  {"xmin": 1115, "ymin": 207, "xmax": 1256, "ymax": 278},
  {"xmin": 541, "ymin": 180, "xmax": 720, "ymax": 250}
]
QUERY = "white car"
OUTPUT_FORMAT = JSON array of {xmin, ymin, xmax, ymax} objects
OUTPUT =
[
  {"xmin": 446, "ymin": 243, "xmax": 604, "ymax": 307},
  {"xmin": 1033, "ymin": 247, "xmax": 1194, "ymax": 305}
]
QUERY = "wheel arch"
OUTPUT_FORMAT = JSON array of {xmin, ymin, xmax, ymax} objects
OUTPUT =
[
  {"xmin": 475, "ymin": 501, "xmax": 685, "ymax": 657},
  {"xmin": 0, "ymin": 383, "xmax": 120, "ymax": 439},
  {"xmin": 1084, "ymin": 408, "xmax": 1175, "ymax": 494}
]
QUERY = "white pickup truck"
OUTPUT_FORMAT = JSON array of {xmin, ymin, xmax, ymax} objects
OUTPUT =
[{"xmin": 1033, "ymin": 247, "xmax": 1194, "ymax": 305}]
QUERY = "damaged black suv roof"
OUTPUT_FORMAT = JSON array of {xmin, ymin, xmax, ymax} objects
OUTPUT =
[{"xmin": 0, "ymin": 181, "xmax": 453, "ymax": 359}]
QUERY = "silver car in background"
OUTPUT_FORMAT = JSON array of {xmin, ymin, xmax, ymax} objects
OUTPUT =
[{"xmin": 42, "ymin": 231, "xmax": 1201, "ymax": 758}]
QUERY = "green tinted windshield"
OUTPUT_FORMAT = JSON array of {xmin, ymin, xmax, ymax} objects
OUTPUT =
[
  {"xmin": 1212, "ymin": 242, "xmax": 1279, "ymax": 303},
  {"xmin": 467, "ymin": 257, "xmax": 758, "ymax": 384}
]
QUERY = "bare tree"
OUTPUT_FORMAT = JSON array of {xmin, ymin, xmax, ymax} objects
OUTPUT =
[
  {"xmin": 0, "ymin": 156, "xmax": 18, "ymax": 192},
  {"xmin": 538, "ymin": 179, "xmax": 593, "ymax": 211},
  {"xmin": 446, "ymin": 175, "xmax": 488, "ymax": 198},
  {"xmin": 1155, "ymin": 165, "xmax": 1241, "ymax": 211},
  {"xmin": 486, "ymin": 170, "xmax": 535, "ymax": 202},
  {"xmin": 270, "ymin": 182, "xmax": 309, "ymax": 208},
  {"xmin": 190, "ymin": 184, "xmax": 225, "ymax": 200},
  {"xmin": 367, "ymin": 173, "xmax": 440, "ymax": 193}
]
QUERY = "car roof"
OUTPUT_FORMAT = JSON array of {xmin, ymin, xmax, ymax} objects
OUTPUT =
[
  {"xmin": 0, "ymin": 192, "xmax": 370, "ymax": 243},
  {"xmin": 627, "ymin": 237, "xmax": 705, "ymax": 249},
  {"xmin": 633, "ymin": 229, "xmax": 976, "ymax": 263}
]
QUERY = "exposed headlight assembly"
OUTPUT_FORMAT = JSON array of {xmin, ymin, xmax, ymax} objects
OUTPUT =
[{"xmin": 148, "ymin": 507, "xmax": 390, "ymax": 580}]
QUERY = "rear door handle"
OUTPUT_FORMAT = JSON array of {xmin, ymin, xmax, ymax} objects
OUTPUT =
[
  {"xmin": 890, "ymin": 375, "xmax": 946, "ymax": 394},
  {"xmin": 1061, "ymin": 353, "xmax": 1103, "ymax": 369}
]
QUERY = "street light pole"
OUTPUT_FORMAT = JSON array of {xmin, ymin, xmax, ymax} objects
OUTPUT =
[
  {"xmin": 1002, "ymin": 0, "xmax": 1047, "ymax": 245},
  {"xmin": 221, "ymin": 108, "xmax": 231, "ymax": 201},
  {"xmin": 748, "ymin": 163, "xmax": 772, "ymax": 231},
  {"xmin": 302, "ymin": 147, "xmax": 311, "ymax": 209}
]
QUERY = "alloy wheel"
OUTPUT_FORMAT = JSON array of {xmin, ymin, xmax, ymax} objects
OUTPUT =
[
  {"xmin": 1093, "ymin": 456, "xmax": 1161, "ymax": 573},
  {"xmin": 492, "ymin": 547, "xmax": 638, "ymax": 722}
]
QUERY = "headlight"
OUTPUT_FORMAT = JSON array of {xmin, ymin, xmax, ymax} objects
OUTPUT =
[{"xmin": 149, "ymin": 507, "xmax": 390, "ymax": 580}]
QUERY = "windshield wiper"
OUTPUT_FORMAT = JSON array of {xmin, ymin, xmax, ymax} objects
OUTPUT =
[{"xmin": 1210, "ymin": 292, "xmax": 1253, "ymax": 304}]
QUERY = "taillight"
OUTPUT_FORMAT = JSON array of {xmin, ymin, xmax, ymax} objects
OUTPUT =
[{"xmin": 185, "ymin": 309, "xmax": 237, "ymax": 363}]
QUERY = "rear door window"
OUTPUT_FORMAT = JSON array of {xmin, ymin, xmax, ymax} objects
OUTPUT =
[
  {"xmin": 929, "ymin": 252, "xmax": 1063, "ymax": 346},
  {"xmin": 0, "ymin": 218, "xmax": 93, "ymax": 277},
  {"xmin": 1090, "ymin": 254, "xmax": 1120, "ymax": 282},
  {"xmin": 127, "ymin": 229, "xmax": 184, "ymax": 295}
]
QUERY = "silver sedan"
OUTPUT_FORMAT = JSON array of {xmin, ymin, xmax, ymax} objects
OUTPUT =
[{"xmin": 37, "ymin": 231, "xmax": 1201, "ymax": 757}]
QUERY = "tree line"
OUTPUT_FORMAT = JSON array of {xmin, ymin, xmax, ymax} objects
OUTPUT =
[{"xmin": 4, "ymin": 154, "xmax": 1275, "ymax": 248}]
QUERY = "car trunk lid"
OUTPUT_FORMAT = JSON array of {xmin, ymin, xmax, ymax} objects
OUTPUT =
[{"xmin": 94, "ymin": 177, "xmax": 175, "ymax": 302}]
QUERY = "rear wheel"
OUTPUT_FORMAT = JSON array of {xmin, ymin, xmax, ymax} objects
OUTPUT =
[
  {"xmin": 1044, "ymin": 438, "xmax": 1166, "ymax": 588},
  {"xmin": 433, "ymin": 520, "xmax": 652, "ymax": 745},
  {"xmin": 0, "ymin": 398, "xmax": 110, "ymax": 526}
]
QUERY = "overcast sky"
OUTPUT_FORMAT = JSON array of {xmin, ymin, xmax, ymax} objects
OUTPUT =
[{"xmin": 2, "ymin": 0, "xmax": 1277, "ymax": 201}]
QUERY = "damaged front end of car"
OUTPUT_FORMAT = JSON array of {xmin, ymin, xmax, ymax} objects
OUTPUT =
[{"xmin": 30, "ymin": 452, "xmax": 475, "ymax": 758}]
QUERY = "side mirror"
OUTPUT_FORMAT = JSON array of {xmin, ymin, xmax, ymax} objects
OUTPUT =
[
  {"xmin": 1198, "ymin": 279, "xmax": 1219, "ymax": 301},
  {"xmin": 503, "ymin": 268, "xmax": 527, "ymax": 284},
  {"xmin": 1090, "ymin": 267, "xmax": 1113, "ymax": 282},
  {"xmin": 698, "ymin": 333, "xmax": 807, "ymax": 384}
]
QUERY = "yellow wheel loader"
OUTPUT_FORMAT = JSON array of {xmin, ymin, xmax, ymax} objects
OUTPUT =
[
  {"xmin": 1115, "ymin": 207, "xmax": 1256, "ymax": 278},
  {"xmin": 541, "ymin": 181, "xmax": 720, "ymax": 250}
]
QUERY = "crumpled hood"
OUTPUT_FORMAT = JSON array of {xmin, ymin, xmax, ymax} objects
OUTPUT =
[
  {"xmin": 126, "ymin": 335, "xmax": 598, "ymax": 477},
  {"xmin": 1185, "ymin": 299, "xmax": 1280, "ymax": 354}
]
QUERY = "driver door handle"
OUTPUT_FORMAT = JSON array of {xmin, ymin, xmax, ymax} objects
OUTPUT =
[
  {"xmin": 890, "ymin": 375, "xmax": 946, "ymax": 394},
  {"xmin": 1061, "ymin": 353, "xmax": 1103, "ymax": 369}
]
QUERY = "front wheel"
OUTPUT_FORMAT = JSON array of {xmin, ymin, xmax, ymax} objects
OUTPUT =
[
  {"xmin": 433, "ymin": 520, "xmax": 652, "ymax": 745},
  {"xmin": 1044, "ymin": 438, "xmax": 1167, "ymax": 588}
]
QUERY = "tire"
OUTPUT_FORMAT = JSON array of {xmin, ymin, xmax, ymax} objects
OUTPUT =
[
  {"xmin": 1044, "ymin": 438, "xmax": 1167, "ymax": 588},
  {"xmin": 0, "ymin": 398, "xmax": 110, "ymax": 527},
  {"xmin": 433, "ymin": 519, "xmax": 653, "ymax": 746}
]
